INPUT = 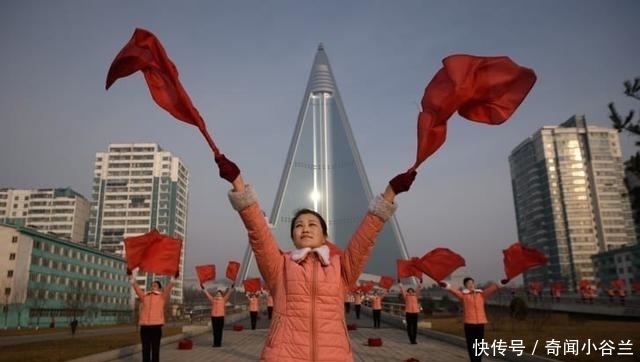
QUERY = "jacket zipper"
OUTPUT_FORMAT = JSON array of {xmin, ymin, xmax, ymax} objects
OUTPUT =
[{"xmin": 311, "ymin": 256, "xmax": 318, "ymax": 362}]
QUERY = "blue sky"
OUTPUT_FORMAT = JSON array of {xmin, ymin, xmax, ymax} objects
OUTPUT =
[{"xmin": 1, "ymin": 1, "xmax": 639, "ymax": 284}]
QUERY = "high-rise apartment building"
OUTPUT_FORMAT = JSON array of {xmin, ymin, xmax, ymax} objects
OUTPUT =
[
  {"xmin": 509, "ymin": 115, "xmax": 636, "ymax": 290},
  {"xmin": 0, "ymin": 187, "xmax": 90, "ymax": 243},
  {"xmin": 86, "ymin": 143, "xmax": 189, "ymax": 304}
]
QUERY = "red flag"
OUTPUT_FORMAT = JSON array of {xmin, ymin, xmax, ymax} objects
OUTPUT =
[
  {"xmin": 502, "ymin": 242, "xmax": 548, "ymax": 280},
  {"xmin": 243, "ymin": 278, "xmax": 262, "ymax": 293},
  {"xmin": 360, "ymin": 281, "xmax": 375, "ymax": 294},
  {"xmin": 378, "ymin": 276, "xmax": 395, "ymax": 290},
  {"xmin": 611, "ymin": 278, "xmax": 625, "ymax": 291},
  {"xmin": 123, "ymin": 229, "xmax": 162, "ymax": 272},
  {"xmin": 226, "ymin": 261, "xmax": 241, "ymax": 281},
  {"xmin": 411, "ymin": 54, "xmax": 536, "ymax": 170},
  {"xmin": 397, "ymin": 258, "xmax": 423, "ymax": 282},
  {"xmin": 138, "ymin": 234, "xmax": 182, "ymax": 276},
  {"xmin": 551, "ymin": 282, "xmax": 563, "ymax": 296},
  {"xmin": 528, "ymin": 281, "xmax": 543, "ymax": 296},
  {"xmin": 195, "ymin": 264, "xmax": 216, "ymax": 285},
  {"xmin": 414, "ymin": 247, "xmax": 466, "ymax": 282},
  {"xmin": 106, "ymin": 28, "xmax": 220, "ymax": 156},
  {"xmin": 578, "ymin": 279, "xmax": 592, "ymax": 292}
]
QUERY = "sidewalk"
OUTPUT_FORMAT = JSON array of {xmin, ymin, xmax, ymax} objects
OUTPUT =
[{"xmin": 67, "ymin": 310, "xmax": 560, "ymax": 362}]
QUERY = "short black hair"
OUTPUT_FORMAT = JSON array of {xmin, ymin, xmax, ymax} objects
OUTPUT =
[
  {"xmin": 153, "ymin": 281, "xmax": 162, "ymax": 289},
  {"xmin": 290, "ymin": 208, "xmax": 328, "ymax": 238},
  {"xmin": 463, "ymin": 277, "xmax": 474, "ymax": 285}
]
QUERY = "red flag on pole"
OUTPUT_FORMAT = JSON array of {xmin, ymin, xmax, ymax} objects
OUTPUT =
[
  {"xmin": 195, "ymin": 264, "xmax": 216, "ymax": 285},
  {"xmin": 502, "ymin": 242, "xmax": 548, "ymax": 280},
  {"xmin": 243, "ymin": 278, "xmax": 262, "ymax": 293},
  {"xmin": 411, "ymin": 54, "xmax": 536, "ymax": 171},
  {"xmin": 226, "ymin": 261, "xmax": 240, "ymax": 281},
  {"xmin": 138, "ymin": 234, "xmax": 182, "ymax": 276},
  {"xmin": 414, "ymin": 247, "xmax": 466, "ymax": 282},
  {"xmin": 396, "ymin": 258, "xmax": 423, "ymax": 282},
  {"xmin": 378, "ymin": 276, "xmax": 395, "ymax": 290},
  {"xmin": 106, "ymin": 28, "xmax": 220, "ymax": 156}
]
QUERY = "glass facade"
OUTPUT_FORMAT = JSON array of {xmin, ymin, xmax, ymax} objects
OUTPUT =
[{"xmin": 240, "ymin": 44, "xmax": 409, "ymax": 279}]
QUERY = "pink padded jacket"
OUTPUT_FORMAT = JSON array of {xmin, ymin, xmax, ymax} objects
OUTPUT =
[
  {"xmin": 228, "ymin": 185, "xmax": 396, "ymax": 362},
  {"xmin": 132, "ymin": 280, "xmax": 173, "ymax": 326},
  {"xmin": 445, "ymin": 282, "xmax": 499, "ymax": 324}
]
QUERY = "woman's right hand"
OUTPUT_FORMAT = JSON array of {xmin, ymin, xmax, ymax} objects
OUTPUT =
[{"xmin": 215, "ymin": 154, "xmax": 240, "ymax": 183}]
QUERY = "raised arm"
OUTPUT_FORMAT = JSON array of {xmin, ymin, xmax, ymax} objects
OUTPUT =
[
  {"xmin": 223, "ymin": 284, "xmax": 234, "ymax": 302},
  {"xmin": 215, "ymin": 155, "xmax": 283, "ymax": 285},
  {"xmin": 341, "ymin": 170, "xmax": 417, "ymax": 287},
  {"xmin": 129, "ymin": 275, "xmax": 144, "ymax": 299},
  {"xmin": 202, "ymin": 287, "xmax": 215, "ymax": 302}
]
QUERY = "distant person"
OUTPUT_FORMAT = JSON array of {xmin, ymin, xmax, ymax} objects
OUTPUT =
[
  {"xmin": 70, "ymin": 318, "xmax": 78, "ymax": 336},
  {"xmin": 400, "ymin": 284, "xmax": 422, "ymax": 344},
  {"xmin": 344, "ymin": 290, "xmax": 352, "ymax": 314},
  {"xmin": 214, "ymin": 154, "xmax": 415, "ymax": 361},
  {"xmin": 353, "ymin": 290, "xmax": 363, "ymax": 319},
  {"xmin": 246, "ymin": 293, "xmax": 260, "ymax": 330},
  {"xmin": 440, "ymin": 277, "xmax": 507, "ymax": 362},
  {"xmin": 130, "ymin": 273, "xmax": 176, "ymax": 362},
  {"xmin": 202, "ymin": 284, "xmax": 234, "ymax": 347},
  {"xmin": 265, "ymin": 291, "xmax": 274, "ymax": 320},
  {"xmin": 369, "ymin": 289, "xmax": 387, "ymax": 329}
]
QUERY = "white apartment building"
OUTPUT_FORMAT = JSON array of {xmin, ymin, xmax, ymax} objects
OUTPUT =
[
  {"xmin": 0, "ymin": 187, "xmax": 90, "ymax": 243},
  {"xmin": 86, "ymin": 143, "xmax": 189, "ymax": 304}
]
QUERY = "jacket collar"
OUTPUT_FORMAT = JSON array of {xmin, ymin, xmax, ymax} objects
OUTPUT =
[
  {"xmin": 291, "ymin": 245, "xmax": 331, "ymax": 266},
  {"xmin": 462, "ymin": 288, "xmax": 483, "ymax": 294}
]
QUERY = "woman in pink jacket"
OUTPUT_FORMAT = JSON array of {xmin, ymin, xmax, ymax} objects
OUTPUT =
[
  {"xmin": 215, "ymin": 155, "xmax": 415, "ymax": 362},
  {"xmin": 247, "ymin": 293, "xmax": 260, "ymax": 330},
  {"xmin": 400, "ymin": 284, "xmax": 421, "ymax": 344},
  {"xmin": 369, "ymin": 289, "xmax": 387, "ymax": 329},
  {"xmin": 440, "ymin": 277, "xmax": 507, "ymax": 362},
  {"xmin": 202, "ymin": 284, "xmax": 234, "ymax": 347},
  {"xmin": 130, "ymin": 274, "xmax": 175, "ymax": 362}
]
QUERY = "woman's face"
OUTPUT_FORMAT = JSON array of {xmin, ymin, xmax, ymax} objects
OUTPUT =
[
  {"xmin": 215, "ymin": 291, "xmax": 223, "ymax": 297},
  {"xmin": 151, "ymin": 282, "xmax": 161, "ymax": 291},
  {"xmin": 464, "ymin": 279, "xmax": 475, "ymax": 290},
  {"xmin": 292, "ymin": 213, "xmax": 325, "ymax": 249}
]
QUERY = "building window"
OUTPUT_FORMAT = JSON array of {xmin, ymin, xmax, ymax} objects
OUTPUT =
[
  {"xmin": 11, "ymin": 236, "xmax": 17, "ymax": 243},
  {"xmin": 7, "ymin": 270, "xmax": 13, "ymax": 277},
  {"xmin": 4, "ymin": 288, "xmax": 10, "ymax": 296},
  {"xmin": 9, "ymin": 253, "xmax": 16, "ymax": 260}
]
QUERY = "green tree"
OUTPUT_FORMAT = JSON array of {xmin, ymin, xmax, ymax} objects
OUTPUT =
[
  {"xmin": 610, "ymin": 77, "xmax": 640, "ymax": 223},
  {"xmin": 609, "ymin": 77, "xmax": 640, "ymax": 141}
]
